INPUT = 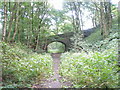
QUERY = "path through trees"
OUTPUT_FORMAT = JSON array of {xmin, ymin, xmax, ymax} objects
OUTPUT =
[{"xmin": 32, "ymin": 53, "xmax": 72, "ymax": 88}]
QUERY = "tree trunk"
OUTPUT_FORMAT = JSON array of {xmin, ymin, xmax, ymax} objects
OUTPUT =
[
  {"xmin": 78, "ymin": 2, "xmax": 83, "ymax": 30},
  {"xmin": 70, "ymin": 2, "xmax": 76, "ymax": 31},
  {"xmin": 12, "ymin": 2, "xmax": 20, "ymax": 42},
  {"xmin": 94, "ymin": 2, "xmax": 100, "ymax": 27},
  {"xmin": 7, "ymin": 3, "xmax": 17, "ymax": 42},
  {"xmin": 35, "ymin": 35, "xmax": 39, "ymax": 51},
  {"xmin": 2, "ymin": 1, "xmax": 7, "ymax": 41},
  {"xmin": 17, "ymin": 27, "xmax": 20, "ymax": 42},
  {"xmin": 100, "ymin": 2, "xmax": 104, "ymax": 36},
  {"xmin": 100, "ymin": 1, "xmax": 112, "ymax": 38},
  {"xmin": 108, "ymin": 2, "xmax": 112, "ymax": 30},
  {"xmin": 35, "ymin": 3, "xmax": 47, "ymax": 51}
]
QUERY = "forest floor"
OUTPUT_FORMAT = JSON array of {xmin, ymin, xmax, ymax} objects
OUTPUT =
[{"xmin": 31, "ymin": 53, "xmax": 72, "ymax": 88}]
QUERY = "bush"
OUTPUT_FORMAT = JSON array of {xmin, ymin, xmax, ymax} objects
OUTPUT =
[
  {"xmin": 60, "ymin": 29, "xmax": 119, "ymax": 88},
  {"xmin": 60, "ymin": 48, "xmax": 119, "ymax": 88},
  {"xmin": 1, "ymin": 42, "xmax": 53, "ymax": 88}
]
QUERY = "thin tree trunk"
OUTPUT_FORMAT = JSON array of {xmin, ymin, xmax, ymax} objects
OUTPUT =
[
  {"xmin": 2, "ymin": 1, "xmax": 7, "ymax": 41},
  {"xmin": 100, "ymin": 1, "xmax": 112, "ymax": 38},
  {"xmin": 70, "ymin": 2, "xmax": 76, "ymax": 31},
  {"xmin": 17, "ymin": 27, "xmax": 20, "ymax": 42},
  {"xmin": 78, "ymin": 2, "xmax": 83, "ymax": 30},
  {"xmin": 35, "ymin": 35, "xmax": 39, "ymax": 51},
  {"xmin": 108, "ymin": 2, "xmax": 112, "ymax": 30},
  {"xmin": 94, "ymin": 2, "xmax": 100, "ymax": 27},
  {"xmin": 100, "ymin": 2, "xmax": 104, "ymax": 36},
  {"xmin": 7, "ymin": 3, "xmax": 17, "ymax": 42},
  {"xmin": 103, "ymin": 2, "xmax": 111, "ymax": 38},
  {"xmin": 12, "ymin": 2, "xmax": 20, "ymax": 42},
  {"xmin": 73, "ymin": 2, "xmax": 81, "ymax": 32},
  {"xmin": 71, "ymin": 2, "xmax": 81, "ymax": 33},
  {"xmin": 35, "ymin": 3, "xmax": 47, "ymax": 51}
]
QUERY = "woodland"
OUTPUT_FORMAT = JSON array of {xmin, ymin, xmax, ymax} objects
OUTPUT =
[{"xmin": 0, "ymin": 0, "xmax": 119, "ymax": 88}]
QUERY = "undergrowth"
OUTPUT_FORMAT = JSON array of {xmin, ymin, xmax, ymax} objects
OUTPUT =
[
  {"xmin": 60, "ymin": 19, "xmax": 119, "ymax": 88},
  {"xmin": 0, "ymin": 42, "xmax": 53, "ymax": 88},
  {"xmin": 60, "ymin": 36, "xmax": 119, "ymax": 88}
]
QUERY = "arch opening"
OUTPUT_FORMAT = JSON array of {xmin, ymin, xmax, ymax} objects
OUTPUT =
[{"xmin": 47, "ymin": 41, "xmax": 66, "ymax": 53}]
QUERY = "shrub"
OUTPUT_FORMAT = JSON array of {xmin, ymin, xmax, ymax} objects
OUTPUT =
[
  {"xmin": 60, "ymin": 48, "xmax": 119, "ymax": 88},
  {"xmin": 1, "ymin": 42, "xmax": 53, "ymax": 88}
]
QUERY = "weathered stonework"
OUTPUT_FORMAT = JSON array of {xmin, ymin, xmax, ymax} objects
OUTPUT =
[{"xmin": 43, "ymin": 26, "xmax": 98, "ymax": 52}]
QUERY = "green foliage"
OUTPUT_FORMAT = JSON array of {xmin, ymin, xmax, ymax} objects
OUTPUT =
[
  {"xmin": 84, "ymin": 32, "xmax": 118, "ymax": 52},
  {"xmin": 60, "ymin": 48, "xmax": 119, "ymax": 88},
  {"xmin": 92, "ymin": 32, "xmax": 119, "ymax": 51},
  {"xmin": 71, "ymin": 19, "xmax": 119, "ymax": 52},
  {"xmin": 47, "ymin": 42, "xmax": 65, "ymax": 53},
  {"xmin": 84, "ymin": 17, "xmax": 119, "ymax": 44},
  {"xmin": 70, "ymin": 31, "xmax": 84, "ymax": 52},
  {"xmin": 60, "ymin": 24, "xmax": 119, "ymax": 88},
  {"xmin": 1, "ymin": 42, "xmax": 53, "ymax": 88},
  {"xmin": 0, "ymin": 2, "xmax": 119, "ymax": 88},
  {"xmin": 85, "ymin": 28, "xmax": 103, "ymax": 44}
]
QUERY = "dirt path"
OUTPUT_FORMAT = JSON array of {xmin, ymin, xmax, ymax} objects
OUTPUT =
[{"xmin": 32, "ymin": 53, "xmax": 72, "ymax": 88}]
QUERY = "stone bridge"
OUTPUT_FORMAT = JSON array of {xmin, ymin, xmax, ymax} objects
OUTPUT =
[
  {"xmin": 43, "ymin": 26, "xmax": 99, "ymax": 52},
  {"xmin": 44, "ymin": 32, "xmax": 73, "ymax": 52}
]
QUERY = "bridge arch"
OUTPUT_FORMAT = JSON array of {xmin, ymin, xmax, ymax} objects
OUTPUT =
[
  {"xmin": 46, "ymin": 41, "xmax": 66, "ymax": 53},
  {"xmin": 42, "ymin": 32, "xmax": 74, "ymax": 52},
  {"xmin": 42, "ymin": 26, "xmax": 98, "ymax": 53}
]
